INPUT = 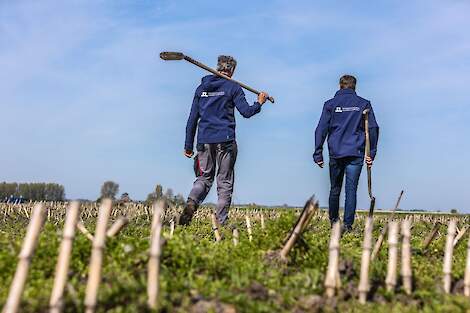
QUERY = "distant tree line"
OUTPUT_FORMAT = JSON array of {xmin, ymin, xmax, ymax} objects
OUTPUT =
[
  {"xmin": 0, "ymin": 182, "xmax": 65, "ymax": 202},
  {"xmin": 98, "ymin": 181, "xmax": 185, "ymax": 207},
  {"xmin": 146, "ymin": 184, "xmax": 185, "ymax": 207}
]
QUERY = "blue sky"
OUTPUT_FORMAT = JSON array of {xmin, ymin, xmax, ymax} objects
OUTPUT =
[{"xmin": 1, "ymin": 1, "xmax": 469, "ymax": 211}]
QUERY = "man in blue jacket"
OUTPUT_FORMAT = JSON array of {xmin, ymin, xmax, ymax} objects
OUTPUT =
[
  {"xmin": 314, "ymin": 75, "xmax": 379, "ymax": 232},
  {"xmin": 180, "ymin": 55, "xmax": 269, "ymax": 226}
]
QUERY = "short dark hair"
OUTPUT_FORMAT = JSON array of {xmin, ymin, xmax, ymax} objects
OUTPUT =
[
  {"xmin": 217, "ymin": 55, "xmax": 237, "ymax": 75},
  {"xmin": 339, "ymin": 75, "xmax": 357, "ymax": 90}
]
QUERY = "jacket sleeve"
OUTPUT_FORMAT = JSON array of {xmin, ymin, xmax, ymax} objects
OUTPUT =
[
  {"xmin": 367, "ymin": 102, "xmax": 379, "ymax": 160},
  {"xmin": 313, "ymin": 102, "xmax": 331, "ymax": 163},
  {"xmin": 184, "ymin": 92, "xmax": 200, "ymax": 151},
  {"xmin": 233, "ymin": 86, "xmax": 262, "ymax": 118}
]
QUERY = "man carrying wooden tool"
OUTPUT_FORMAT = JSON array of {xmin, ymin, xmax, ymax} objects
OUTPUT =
[
  {"xmin": 313, "ymin": 75, "xmax": 379, "ymax": 233},
  {"xmin": 180, "ymin": 55, "xmax": 269, "ymax": 226}
]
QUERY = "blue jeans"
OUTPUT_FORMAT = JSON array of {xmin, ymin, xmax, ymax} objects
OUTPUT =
[{"xmin": 329, "ymin": 156, "xmax": 363, "ymax": 227}]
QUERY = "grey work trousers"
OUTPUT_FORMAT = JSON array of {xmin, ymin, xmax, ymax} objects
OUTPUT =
[{"xmin": 188, "ymin": 141, "xmax": 237, "ymax": 225}]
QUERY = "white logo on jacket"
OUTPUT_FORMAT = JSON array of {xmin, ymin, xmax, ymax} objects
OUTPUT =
[
  {"xmin": 335, "ymin": 106, "xmax": 359, "ymax": 113},
  {"xmin": 201, "ymin": 91, "xmax": 225, "ymax": 97}
]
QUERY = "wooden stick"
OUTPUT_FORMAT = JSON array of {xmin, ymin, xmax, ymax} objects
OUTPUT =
[
  {"xmin": 279, "ymin": 199, "xmax": 318, "ymax": 260},
  {"xmin": 401, "ymin": 219, "xmax": 412, "ymax": 295},
  {"xmin": 49, "ymin": 201, "xmax": 80, "ymax": 313},
  {"xmin": 246, "ymin": 215, "xmax": 253, "ymax": 242},
  {"xmin": 260, "ymin": 213, "xmax": 265, "ymax": 230},
  {"xmin": 324, "ymin": 222, "xmax": 341, "ymax": 298},
  {"xmin": 105, "ymin": 216, "xmax": 129, "ymax": 238},
  {"xmin": 371, "ymin": 190, "xmax": 404, "ymax": 261},
  {"xmin": 84, "ymin": 199, "xmax": 112, "ymax": 313},
  {"xmin": 169, "ymin": 219, "xmax": 175, "ymax": 239},
  {"xmin": 371, "ymin": 229, "xmax": 386, "ymax": 261},
  {"xmin": 147, "ymin": 200, "xmax": 165, "ymax": 310},
  {"xmin": 385, "ymin": 221, "xmax": 399, "ymax": 292},
  {"xmin": 2, "ymin": 203, "xmax": 46, "ymax": 313},
  {"xmin": 464, "ymin": 235, "xmax": 470, "ymax": 296},
  {"xmin": 358, "ymin": 217, "xmax": 373, "ymax": 303},
  {"xmin": 233, "ymin": 228, "xmax": 239, "ymax": 246},
  {"xmin": 422, "ymin": 222, "xmax": 441, "ymax": 251},
  {"xmin": 77, "ymin": 221, "xmax": 94, "ymax": 241},
  {"xmin": 66, "ymin": 283, "xmax": 80, "ymax": 308},
  {"xmin": 453, "ymin": 225, "xmax": 468, "ymax": 247},
  {"xmin": 443, "ymin": 219, "xmax": 457, "ymax": 294},
  {"xmin": 211, "ymin": 214, "xmax": 222, "ymax": 242}
]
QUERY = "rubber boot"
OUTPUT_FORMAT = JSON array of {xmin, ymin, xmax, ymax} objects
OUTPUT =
[{"xmin": 179, "ymin": 199, "xmax": 198, "ymax": 226}]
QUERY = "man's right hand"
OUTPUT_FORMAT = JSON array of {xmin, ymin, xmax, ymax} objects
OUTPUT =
[
  {"xmin": 258, "ymin": 92, "xmax": 269, "ymax": 105},
  {"xmin": 316, "ymin": 161, "xmax": 324, "ymax": 168},
  {"xmin": 184, "ymin": 149, "xmax": 194, "ymax": 158}
]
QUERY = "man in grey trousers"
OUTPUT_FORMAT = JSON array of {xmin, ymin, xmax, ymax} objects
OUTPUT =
[{"xmin": 180, "ymin": 55, "xmax": 269, "ymax": 226}]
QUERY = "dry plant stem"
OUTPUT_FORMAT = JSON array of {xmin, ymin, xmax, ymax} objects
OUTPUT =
[
  {"xmin": 77, "ymin": 221, "xmax": 94, "ymax": 241},
  {"xmin": 105, "ymin": 216, "xmax": 129, "ymax": 238},
  {"xmin": 279, "ymin": 200, "xmax": 318, "ymax": 260},
  {"xmin": 211, "ymin": 214, "xmax": 222, "ymax": 242},
  {"xmin": 464, "ymin": 235, "xmax": 470, "ymax": 296},
  {"xmin": 246, "ymin": 215, "xmax": 253, "ymax": 242},
  {"xmin": 2, "ymin": 203, "xmax": 46, "ymax": 313},
  {"xmin": 233, "ymin": 228, "xmax": 239, "ymax": 246},
  {"xmin": 147, "ymin": 200, "xmax": 164, "ymax": 310},
  {"xmin": 422, "ymin": 222, "xmax": 441, "ymax": 251},
  {"xmin": 358, "ymin": 217, "xmax": 373, "ymax": 303},
  {"xmin": 325, "ymin": 222, "xmax": 341, "ymax": 298},
  {"xmin": 385, "ymin": 221, "xmax": 399, "ymax": 292},
  {"xmin": 49, "ymin": 201, "xmax": 80, "ymax": 313},
  {"xmin": 443, "ymin": 219, "xmax": 457, "ymax": 294},
  {"xmin": 260, "ymin": 214, "xmax": 265, "ymax": 230},
  {"xmin": 84, "ymin": 199, "xmax": 112, "ymax": 313},
  {"xmin": 453, "ymin": 225, "xmax": 468, "ymax": 247},
  {"xmin": 401, "ymin": 219, "xmax": 412, "ymax": 295}
]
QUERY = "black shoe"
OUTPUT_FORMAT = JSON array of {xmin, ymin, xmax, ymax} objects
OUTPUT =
[
  {"xmin": 179, "ymin": 199, "xmax": 198, "ymax": 226},
  {"xmin": 341, "ymin": 225, "xmax": 353, "ymax": 236}
]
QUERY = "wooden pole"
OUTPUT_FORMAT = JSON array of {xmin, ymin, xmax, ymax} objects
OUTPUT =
[
  {"xmin": 453, "ymin": 225, "xmax": 468, "ymax": 247},
  {"xmin": 279, "ymin": 199, "xmax": 318, "ymax": 260},
  {"xmin": 422, "ymin": 222, "xmax": 441, "ymax": 251},
  {"xmin": 371, "ymin": 230, "xmax": 386, "ymax": 261},
  {"xmin": 77, "ymin": 221, "xmax": 94, "ymax": 241},
  {"xmin": 211, "ymin": 214, "xmax": 222, "ymax": 242},
  {"xmin": 358, "ymin": 217, "xmax": 373, "ymax": 303},
  {"xmin": 246, "ymin": 215, "xmax": 253, "ymax": 242},
  {"xmin": 260, "ymin": 213, "xmax": 265, "ymax": 230},
  {"xmin": 233, "ymin": 228, "xmax": 239, "ymax": 246},
  {"xmin": 84, "ymin": 199, "xmax": 112, "ymax": 313},
  {"xmin": 49, "ymin": 201, "xmax": 80, "ymax": 313},
  {"xmin": 464, "ymin": 235, "xmax": 470, "ymax": 296},
  {"xmin": 371, "ymin": 190, "xmax": 404, "ymax": 261},
  {"xmin": 169, "ymin": 219, "xmax": 175, "ymax": 239},
  {"xmin": 401, "ymin": 219, "xmax": 412, "ymax": 295},
  {"xmin": 443, "ymin": 219, "xmax": 457, "ymax": 294},
  {"xmin": 324, "ymin": 222, "xmax": 341, "ymax": 298},
  {"xmin": 2, "ymin": 203, "xmax": 46, "ymax": 313},
  {"xmin": 385, "ymin": 221, "xmax": 399, "ymax": 292},
  {"xmin": 105, "ymin": 216, "xmax": 129, "ymax": 238},
  {"xmin": 147, "ymin": 200, "xmax": 164, "ymax": 310}
]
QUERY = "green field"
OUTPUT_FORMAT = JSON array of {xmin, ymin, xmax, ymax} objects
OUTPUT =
[{"xmin": 1, "ymin": 205, "xmax": 469, "ymax": 312}]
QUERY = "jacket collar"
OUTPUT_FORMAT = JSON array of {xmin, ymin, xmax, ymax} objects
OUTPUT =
[{"xmin": 335, "ymin": 88, "xmax": 356, "ymax": 96}]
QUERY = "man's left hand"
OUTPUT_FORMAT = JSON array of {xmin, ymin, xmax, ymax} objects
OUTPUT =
[{"xmin": 366, "ymin": 156, "xmax": 373, "ymax": 168}]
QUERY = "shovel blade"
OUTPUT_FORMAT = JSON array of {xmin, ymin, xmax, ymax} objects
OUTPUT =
[
  {"xmin": 160, "ymin": 51, "xmax": 185, "ymax": 61},
  {"xmin": 368, "ymin": 197, "xmax": 376, "ymax": 217}
]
